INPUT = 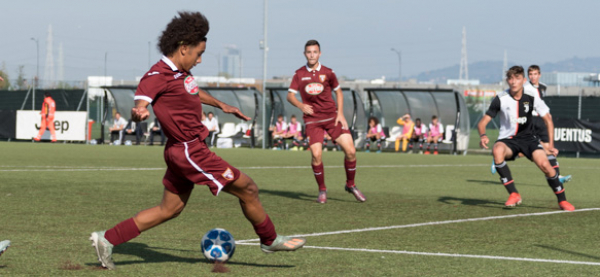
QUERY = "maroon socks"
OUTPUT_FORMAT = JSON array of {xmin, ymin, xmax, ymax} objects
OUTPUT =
[
  {"xmin": 104, "ymin": 218, "xmax": 141, "ymax": 246},
  {"xmin": 253, "ymin": 215, "xmax": 277, "ymax": 246},
  {"xmin": 345, "ymin": 159, "xmax": 356, "ymax": 187},
  {"xmin": 312, "ymin": 163, "xmax": 326, "ymax": 191}
]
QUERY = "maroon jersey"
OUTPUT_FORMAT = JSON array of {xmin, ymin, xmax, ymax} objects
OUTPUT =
[
  {"xmin": 288, "ymin": 63, "xmax": 341, "ymax": 122},
  {"xmin": 134, "ymin": 56, "xmax": 209, "ymax": 143}
]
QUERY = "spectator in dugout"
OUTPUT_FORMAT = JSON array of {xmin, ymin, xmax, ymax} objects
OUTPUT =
[
  {"xmin": 395, "ymin": 113, "xmax": 414, "ymax": 152},
  {"xmin": 204, "ymin": 111, "xmax": 219, "ymax": 147},
  {"xmin": 270, "ymin": 114, "xmax": 287, "ymax": 150},
  {"xmin": 364, "ymin": 116, "xmax": 385, "ymax": 153},
  {"xmin": 124, "ymin": 119, "xmax": 143, "ymax": 145},
  {"xmin": 425, "ymin": 115, "xmax": 444, "ymax": 155},
  {"xmin": 410, "ymin": 118, "xmax": 428, "ymax": 153},
  {"xmin": 286, "ymin": 114, "xmax": 307, "ymax": 151},
  {"xmin": 109, "ymin": 112, "xmax": 128, "ymax": 145},
  {"xmin": 322, "ymin": 131, "xmax": 341, "ymax": 152}
]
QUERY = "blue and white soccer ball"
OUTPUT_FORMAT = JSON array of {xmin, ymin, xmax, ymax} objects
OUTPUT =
[{"xmin": 201, "ymin": 228, "xmax": 236, "ymax": 262}]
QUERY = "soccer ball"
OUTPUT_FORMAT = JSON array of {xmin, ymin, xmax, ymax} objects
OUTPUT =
[{"xmin": 201, "ymin": 228, "xmax": 236, "ymax": 262}]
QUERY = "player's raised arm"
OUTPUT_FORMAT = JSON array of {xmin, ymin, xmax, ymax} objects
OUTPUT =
[{"xmin": 198, "ymin": 89, "xmax": 250, "ymax": 121}]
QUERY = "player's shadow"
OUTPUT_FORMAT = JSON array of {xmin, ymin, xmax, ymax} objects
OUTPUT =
[
  {"xmin": 438, "ymin": 196, "xmax": 550, "ymax": 210},
  {"xmin": 86, "ymin": 242, "xmax": 294, "ymax": 268},
  {"xmin": 467, "ymin": 179, "xmax": 540, "ymax": 187},
  {"xmin": 259, "ymin": 189, "xmax": 354, "ymax": 203},
  {"xmin": 437, "ymin": 196, "xmax": 504, "ymax": 208},
  {"xmin": 535, "ymin": 244, "xmax": 600, "ymax": 260}
]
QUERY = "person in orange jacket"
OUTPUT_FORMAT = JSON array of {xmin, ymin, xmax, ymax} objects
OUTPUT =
[
  {"xmin": 395, "ymin": 113, "xmax": 414, "ymax": 152},
  {"xmin": 34, "ymin": 92, "xmax": 57, "ymax": 142}
]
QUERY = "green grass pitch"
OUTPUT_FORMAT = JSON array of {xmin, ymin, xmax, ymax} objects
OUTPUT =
[{"xmin": 1, "ymin": 142, "xmax": 600, "ymax": 276}]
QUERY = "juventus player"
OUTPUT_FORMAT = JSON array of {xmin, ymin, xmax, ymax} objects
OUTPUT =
[
  {"xmin": 524, "ymin": 65, "xmax": 572, "ymax": 184},
  {"xmin": 478, "ymin": 66, "xmax": 574, "ymax": 211}
]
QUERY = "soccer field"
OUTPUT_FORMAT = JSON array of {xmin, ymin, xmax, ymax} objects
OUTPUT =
[{"xmin": 1, "ymin": 142, "xmax": 600, "ymax": 276}]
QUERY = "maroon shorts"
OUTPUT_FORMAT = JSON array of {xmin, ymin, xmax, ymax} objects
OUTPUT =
[
  {"xmin": 305, "ymin": 117, "xmax": 351, "ymax": 146},
  {"xmin": 162, "ymin": 138, "xmax": 240, "ymax": 196}
]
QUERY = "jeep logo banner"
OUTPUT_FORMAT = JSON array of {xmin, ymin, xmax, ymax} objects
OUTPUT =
[{"xmin": 16, "ymin": 110, "xmax": 87, "ymax": 141}]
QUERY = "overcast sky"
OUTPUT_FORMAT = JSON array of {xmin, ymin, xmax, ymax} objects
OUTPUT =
[{"xmin": 2, "ymin": 0, "xmax": 599, "ymax": 83}]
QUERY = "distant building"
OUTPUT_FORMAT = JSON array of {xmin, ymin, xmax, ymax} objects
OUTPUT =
[
  {"xmin": 447, "ymin": 79, "xmax": 480, "ymax": 86},
  {"xmin": 222, "ymin": 46, "xmax": 241, "ymax": 78},
  {"xmin": 539, "ymin": 72, "xmax": 597, "ymax": 87}
]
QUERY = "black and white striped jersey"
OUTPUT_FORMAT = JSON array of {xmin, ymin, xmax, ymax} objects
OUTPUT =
[
  {"xmin": 486, "ymin": 90, "xmax": 550, "ymax": 140},
  {"xmin": 524, "ymin": 82, "xmax": 548, "ymax": 117}
]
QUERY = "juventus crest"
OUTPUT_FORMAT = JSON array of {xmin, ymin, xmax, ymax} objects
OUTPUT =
[{"xmin": 523, "ymin": 102, "xmax": 530, "ymax": 113}]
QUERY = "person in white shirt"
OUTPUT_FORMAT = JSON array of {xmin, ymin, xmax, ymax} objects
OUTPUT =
[
  {"xmin": 109, "ymin": 112, "xmax": 128, "ymax": 144},
  {"xmin": 204, "ymin": 112, "xmax": 219, "ymax": 147}
]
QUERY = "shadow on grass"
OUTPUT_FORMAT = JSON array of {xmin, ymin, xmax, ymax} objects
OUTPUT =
[
  {"xmin": 438, "ymin": 196, "xmax": 504, "ymax": 208},
  {"xmin": 437, "ymin": 196, "xmax": 550, "ymax": 210},
  {"xmin": 259, "ymin": 189, "xmax": 354, "ymax": 203},
  {"xmin": 86, "ymin": 242, "xmax": 294, "ymax": 268},
  {"xmin": 467, "ymin": 179, "xmax": 543, "ymax": 187},
  {"xmin": 535, "ymin": 244, "xmax": 600, "ymax": 260}
]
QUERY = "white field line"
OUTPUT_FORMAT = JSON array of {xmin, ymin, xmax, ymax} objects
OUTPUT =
[
  {"xmin": 236, "ymin": 243, "xmax": 600, "ymax": 266},
  {"xmin": 0, "ymin": 163, "xmax": 488, "ymax": 172},
  {"xmin": 237, "ymin": 208, "xmax": 600, "ymax": 243}
]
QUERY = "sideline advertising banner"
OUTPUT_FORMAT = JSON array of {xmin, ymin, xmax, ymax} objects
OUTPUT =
[
  {"xmin": 554, "ymin": 119, "xmax": 600, "ymax": 153},
  {"xmin": 16, "ymin": 110, "xmax": 87, "ymax": 141}
]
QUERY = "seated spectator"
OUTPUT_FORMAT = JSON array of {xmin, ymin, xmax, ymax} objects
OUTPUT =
[
  {"xmin": 204, "ymin": 112, "xmax": 219, "ymax": 147},
  {"xmin": 395, "ymin": 114, "xmax": 414, "ymax": 152},
  {"xmin": 364, "ymin": 116, "xmax": 385, "ymax": 153},
  {"xmin": 270, "ymin": 114, "xmax": 288, "ymax": 150},
  {"xmin": 149, "ymin": 118, "xmax": 166, "ymax": 146},
  {"xmin": 124, "ymin": 119, "xmax": 143, "ymax": 145},
  {"xmin": 425, "ymin": 115, "xmax": 444, "ymax": 155},
  {"xmin": 410, "ymin": 118, "xmax": 428, "ymax": 153},
  {"xmin": 109, "ymin": 112, "xmax": 128, "ymax": 145},
  {"xmin": 286, "ymin": 115, "xmax": 307, "ymax": 151}
]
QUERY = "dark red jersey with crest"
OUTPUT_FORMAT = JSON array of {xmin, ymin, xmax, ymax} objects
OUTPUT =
[
  {"xmin": 134, "ymin": 56, "xmax": 208, "ymax": 143},
  {"xmin": 288, "ymin": 63, "xmax": 340, "ymax": 122}
]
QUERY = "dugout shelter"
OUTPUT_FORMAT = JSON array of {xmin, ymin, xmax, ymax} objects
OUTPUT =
[{"xmin": 365, "ymin": 88, "xmax": 470, "ymax": 154}]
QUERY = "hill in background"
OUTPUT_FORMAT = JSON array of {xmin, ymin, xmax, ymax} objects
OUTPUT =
[{"xmin": 412, "ymin": 57, "xmax": 600, "ymax": 84}]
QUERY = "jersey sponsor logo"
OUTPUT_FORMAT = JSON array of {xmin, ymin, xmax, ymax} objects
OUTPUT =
[
  {"xmin": 554, "ymin": 128, "xmax": 593, "ymax": 143},
  {"xmin": 184, "ymin": 75, "xmax": 199, "ymax": 95},
  {"xmin": 301, "ymin": 77, "xmax": 312, "ymax": 81},
  {"xmin": 319, "ymin": 74, "xmax": 327, "ymax": 82},
  {"xmin": 147, "ymin": 71, "xmax": 159, "ymax": 76},
  {"xmin": 523, "ymin": 102, "xmax": 530, "ymax": 113},
  {"xmin": 222, "ymin": 167, "xmax": 234, "ymax": 180},
  {"xmin": 511, "ymin": 116, "xmax": 527, "ymax": 125},
  {"xmin": 305, "ymin": 82, "xmax": 324, "ymax": 95}
]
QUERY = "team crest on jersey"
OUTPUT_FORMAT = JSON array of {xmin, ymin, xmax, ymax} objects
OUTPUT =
[
  {"xmin": 305, "ymin": 82, "xmax": 324, "ymax": 95},
  {"xmin": 319, "ymin": 74, "xmax": 327, "ymax": 82},
  {"xmin": 184, "ymin": 76, "xmax": 199, "ymax": 95},
  {"xmin": 523, "ymin": 102, "xmax": 530, "ymax": 113},
  {"xmin": 222, "ymin": 167, "xmax": 234, "ymax": 180}
]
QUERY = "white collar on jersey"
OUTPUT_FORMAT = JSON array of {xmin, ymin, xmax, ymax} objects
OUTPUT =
[
  {"xmin": 305, "ymin": 62, "xmax": 322, "ymax": 72},
  {"xmin": 161, "ymin": 56, "xmax": 179, "ymax": 72}
]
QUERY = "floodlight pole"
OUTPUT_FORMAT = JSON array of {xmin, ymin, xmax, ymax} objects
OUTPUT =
[
  {"xmin": 391, "ymin": 48, "xmax": 401, "ymax": 85},
  {"xmin": 31, "ymin": 37, "xmax": 39, "ymax": 110},
  {"xmin": 261, "ymin": 0, "xmax": 269, "ymax": 149}
]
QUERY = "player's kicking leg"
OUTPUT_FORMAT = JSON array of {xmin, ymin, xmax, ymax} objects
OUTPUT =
[
  {"xmin": 531, "ymin": 150, "xmax": 575, "ymax": 211},
  {"xmin": 336, "ymin": 133, "xmax": 366, "ymax": 202},
  {"xmin": 90, "ymin": 189, "xmax": 191, "ymax": 269},
  {"xmin": 223, "ymin": 173, "xmax": 306, "ymax": 252},
  {"xmin": 492, "ymin": 142, "xmax": 521, "ymax": 207}
]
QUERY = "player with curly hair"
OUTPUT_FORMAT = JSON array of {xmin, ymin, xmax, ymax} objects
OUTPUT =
[{"xmin": 89, "ymin": 11, "xmax": 305, "ymax": 270}]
